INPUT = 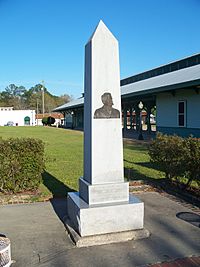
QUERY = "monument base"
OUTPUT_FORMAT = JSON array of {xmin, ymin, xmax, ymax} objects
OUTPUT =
[
  {"xmin": 65, "ymin": 215, "xmax": 150, "ymax": 247},
  {"xmin": 67, "ymin": 192, "xmax": 145, "ymax": 238},
  {"xmin": 79, "ymin": 177, "xmax": 129, "ymax": 205}
]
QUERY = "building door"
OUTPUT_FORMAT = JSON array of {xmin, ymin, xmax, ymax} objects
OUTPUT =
[{"xmin": 24, "ymin": 116, "xmax": 30, "ymax": 125}]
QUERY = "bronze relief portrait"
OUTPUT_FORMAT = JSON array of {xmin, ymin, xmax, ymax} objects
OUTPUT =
[{"xmin": 94, "ymin": 92, "xmax": 120, "ymax": 119}]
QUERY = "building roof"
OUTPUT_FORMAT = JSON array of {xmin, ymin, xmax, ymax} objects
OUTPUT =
[
  {"xmin": 121, "ymin": 52, "xmax": 200, "ymax": 86},
  {"xmin": 53, "ymin": 98, "xmax": 84, "ymax": 112},
  {"xmin": 35, "ymin": 113, "xmax": 64, "ymax": 119},
  {"xmin": 121, "ymin": 64, "xmax": 200, "ymax": 98},
  {"xmin": 53, "ymin": 55, "xmax": 200, "ymax": 112}
]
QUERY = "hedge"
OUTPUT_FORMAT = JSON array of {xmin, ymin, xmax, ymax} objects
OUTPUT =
[
  {"xmin": 0, "ymin": 138, "xmax": 45, "ymax": 193},
  {"xmin": 149, "ymin": 133, "xmax": 200, "ymax": 188},
  {"xmin": 42, "ymin": 116, "xmax": 55, "ymax": 126},
  {"xmin": 42, "ymin": 117, "xmax": 48, "ymax": 125}
]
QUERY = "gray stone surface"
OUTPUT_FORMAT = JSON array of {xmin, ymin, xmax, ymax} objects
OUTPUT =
[
  {"xmin": 0, "ymin": 192, "xmax": 200, "ymax": 267},
  {"xmin": 68, "ymin": 192, "xmax": 144, "ymax": 236},
  {"xmin": 65, "ymin": 216, "xmax": 150, "ymax": 247},
  {"xmin": 79, "ymin": 178, "xmax": 129, "ymax": 205}
]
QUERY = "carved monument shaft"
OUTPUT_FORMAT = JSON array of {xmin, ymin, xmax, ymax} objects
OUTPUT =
[
  {"xmin": 79, "ymin": 20, "xmax": 128, "ymax": 205},
  {"xmin": 68, "ymin": 21, "xmax": 144, "ymax": 238}
]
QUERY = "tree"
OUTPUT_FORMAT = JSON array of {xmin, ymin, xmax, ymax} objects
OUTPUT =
[
  {"xmin": 55, "ymin": 94, "xmax": 72, "ymax": 107},
  {"xmin": 47, "ymin": 116, "xmax": 55, "ymax": 126},
  {"xmin": 42, "ymin": 117, "xmax": 48, "ymax": 126},
  {"xmin": 0, "ymin": 83, "xmax": 73, "ymax": 112},
  {"xmin": 0, "ymin": 84, "xmax": 27, "ymax": 109}
]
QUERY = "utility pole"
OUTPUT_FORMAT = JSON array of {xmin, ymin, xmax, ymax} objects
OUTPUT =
[
  {"xmin": 36, "ymin": 98, "xmax": 39, "ymax": 126},
  {"xmin": 41, "ymin": 80, "xmax": 45, "ymax": 117}
]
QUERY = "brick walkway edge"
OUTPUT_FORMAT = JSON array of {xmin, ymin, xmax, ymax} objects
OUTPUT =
[{"xmin": 148, "ymin": 256, "xmax": 200, "ymax": 267}]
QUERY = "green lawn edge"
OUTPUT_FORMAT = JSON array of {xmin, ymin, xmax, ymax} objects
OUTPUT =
[{"xmin": 0, "ymin": 126, "xmax": 164, "ymax": 199}]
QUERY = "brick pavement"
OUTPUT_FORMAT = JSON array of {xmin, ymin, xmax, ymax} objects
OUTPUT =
[{"xmin": 148, "ymin": 256, "xmax": 200, "ymax": 267}]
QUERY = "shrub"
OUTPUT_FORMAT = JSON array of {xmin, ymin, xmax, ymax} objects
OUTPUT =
[
  {"xmin": 42, "ymin": 116, "xmax": 55, "ymax": 126},
  {"xmin": 183, "ymin": 137, "xmax": 200, "ymax": 187},
  {"xmin": 149, "ymin": 133, "xmax": 186, "ymax": 180},
  {"xmin": 42, "ymin": 117, "xmax": 48, "ymax": 126},
  {"xmin": 47, "ymin": 116, "xmax": 55, "ymax": 125},
  {"xmin": 0, "ymin": 138, "xmax": 45, "ymax": 193},
  {"xmin": 149, "ymin": 133, "xmax": 200, "ymax": 188}
]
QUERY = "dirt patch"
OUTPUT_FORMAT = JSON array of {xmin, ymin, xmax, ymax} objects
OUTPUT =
[
  {"xmin": 0, "ymin": 190, "xmax": 51, "ymax": 205},
  {"xmin": 129, "ymin": 179, "xmax": 200, "ymax": 208}
]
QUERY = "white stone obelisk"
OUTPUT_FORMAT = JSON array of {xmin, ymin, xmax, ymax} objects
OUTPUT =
[
  {"xmin": 68, "ymin": 21, "xmax": 144, "ymax": 239},
  {"xmin": 79, "ymin": 20, "xmax": 129, "ymax": 205}
]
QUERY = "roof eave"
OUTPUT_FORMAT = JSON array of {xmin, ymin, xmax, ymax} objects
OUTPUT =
[
  {"xmin": 121, "ymin": 78, "xmax": 200, "ymax": 99},
  {"xmin": 52, "ymin": 103, "xmax": 84, "ymax": 112}
]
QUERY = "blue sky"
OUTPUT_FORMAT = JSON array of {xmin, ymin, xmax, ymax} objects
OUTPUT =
[{"xmin": 0, "ymin": 0, "xmax": 199, "ymax": 98}]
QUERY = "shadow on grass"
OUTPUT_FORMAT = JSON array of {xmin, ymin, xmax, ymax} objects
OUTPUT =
[
  {"xmin": 134, "ymin": 161, "xmax": 163, "ymax": 172},
  {"xmin": 124, "ymin": 157, "xmax": 164, "ymax": 181},
  {"xmin": 123, "ymin": 144, "xmax": 149, "ymax": 152},
  {"xmin": 42, "ymin": 171, "xmax": 75, "ymax": 198},
  {"xmin": 124, "ymin": 167, "xmax": 163, "ymax": 184}
]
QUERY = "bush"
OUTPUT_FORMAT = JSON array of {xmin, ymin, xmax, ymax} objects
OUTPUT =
[
  {"xmin": 149, "ymin": 133, "xmax": 200, "ymax": 188},
  {"xmin": 42, "ymin": 117, "xmax": 48, "ymax": 126},
  {"xmin": 183, "ymin": 137, "xmax": 200, "ymax": 187},
  {"xmin": 42, "ymin": 116, "xmax": 55, "ymax": 126},
  {"xmin": 0, "ymin": 138, "xmax": 45, "ymax": 193},
  {"xmin": 47, "ymin": 116, "xmax": 55, "ymax": 125},
  {"xmin": 149, "ymin": 133, "xmax": 186, "ymax": 180}
]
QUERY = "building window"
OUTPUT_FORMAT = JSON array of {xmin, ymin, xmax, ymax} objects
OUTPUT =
[{"xmin": 178, "ymin": 101, "xmax": 186, "ymax": 127}]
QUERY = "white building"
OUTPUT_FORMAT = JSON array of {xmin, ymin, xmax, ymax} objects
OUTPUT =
[{"xmin": 0, "ymin": 108, "xmax": 35, "ymax": 126}]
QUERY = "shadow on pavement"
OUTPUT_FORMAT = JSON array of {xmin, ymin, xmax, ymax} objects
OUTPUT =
[
  {"xmin": 176, "ymin": 212, "xmax": 200, "ymax": 228},
  {"xmin": 0, "ymin": 234, "xmax": 6, "ymax": 238},
  {"xmin": 50, "ymin": 198, "xmax": 68, "ymax": 224},
  {"xmin": 42, "ymin": 171, "xmax": 75, "ymax": 223}
]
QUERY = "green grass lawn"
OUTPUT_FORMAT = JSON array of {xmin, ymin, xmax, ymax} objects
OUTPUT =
[
  {"xmin": 0, "ymin": 126, "xmax": 164, "ymax": 198},
  {"xmin": 123, "ymin": 140, "xmax": 165, "ymax": 182}
]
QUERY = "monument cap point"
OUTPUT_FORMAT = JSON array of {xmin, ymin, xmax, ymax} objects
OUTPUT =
[{"xmin": 86, "ymin": 20, "xmax": 117, "ymax": 43}]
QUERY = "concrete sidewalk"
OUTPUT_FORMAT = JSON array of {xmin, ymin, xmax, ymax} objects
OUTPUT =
[{"xmin": 0, "ymin": 192, "xmax": 200, "ymax": 267}]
